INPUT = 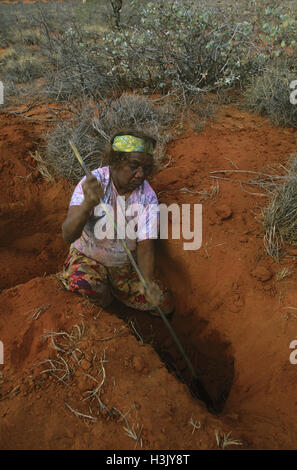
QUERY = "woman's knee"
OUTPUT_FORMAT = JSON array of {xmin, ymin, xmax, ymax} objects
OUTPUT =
[{"xmin": 66, "ymin": 272, "xmax": 111, "ymax": 305}]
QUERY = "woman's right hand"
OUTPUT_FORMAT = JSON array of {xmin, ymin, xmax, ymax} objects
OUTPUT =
[
  {"xmin": 138, "ymin": 280, "xmax": 163, "ymax": 307},
  {"xmin": 82, "ymin": 175, "xmax": 104, "ymax": 210}
]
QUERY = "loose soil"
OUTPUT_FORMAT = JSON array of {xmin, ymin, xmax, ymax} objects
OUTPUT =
[{"xmin": 0, "ymin": 103, "xmax": 297, "ymax": 449}]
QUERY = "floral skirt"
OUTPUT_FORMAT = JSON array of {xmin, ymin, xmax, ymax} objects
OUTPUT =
[{"xmin": 59, "ymin": 246, "xmax": 174, "ymax": 316}]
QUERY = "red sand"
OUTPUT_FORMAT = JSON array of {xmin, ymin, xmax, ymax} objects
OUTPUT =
[{"xmin": 0, "ymin": 104, "xmax": 297, "ymax": 449}]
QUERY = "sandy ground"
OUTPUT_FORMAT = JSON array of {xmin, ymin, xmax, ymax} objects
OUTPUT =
[{"xmin": 0, "ymin": 102, "xmax": 297, "ymax": 449}]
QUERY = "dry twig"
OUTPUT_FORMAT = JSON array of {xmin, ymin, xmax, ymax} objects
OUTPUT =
[{"xmin": 65, "ymin": 401, "xmax": 97, "ymax": 422}]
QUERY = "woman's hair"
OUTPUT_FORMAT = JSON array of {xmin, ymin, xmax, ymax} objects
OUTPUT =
[{"xmin": 104, "ymin": 128, "xmax": 157, "ymax": 168}]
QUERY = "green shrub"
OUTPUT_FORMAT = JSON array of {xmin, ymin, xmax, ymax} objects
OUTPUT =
[
  {"xmin": 257, "ymin": 1, "xmax": 297, "ymax": 57},
  {"xmin": 98, "ymin": 0, "xmax": 283, "ymax": 98}
]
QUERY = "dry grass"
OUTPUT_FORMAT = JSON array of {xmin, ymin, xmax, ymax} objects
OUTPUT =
[
  {"xmin": 0, "ymin": 384, "xmax": 21, "ymax": 401},
  {"xmin": 65, "ymin": 401, "xmax": 97, "ymax": 422},
  {"xmin": 35, "ymin": 322, "xmax": 86, "ymax": 384},
  {"xmin": 24, "ymin": 304, "xmax": 51, "ymax": 321},
  {"xmin": 128, "ymin": 319, "xmax": 144, "ymax": 344},
  {"xmin": 189, "ymin": 415, "xmax": 202, "ymax": 434},
  {"xmin": 263, "ymin": 153, "xmax": 297, "ymax": 259},
  {"xmin": 0, "ymin": 48, "xmax": 18, "ymax": 66},
  {"xmin": 2, "ymin": 55, "xmax": 45, "ymax": 84},
  {"xmin": 82, "ymin": 348, "xmax": 111, "ymax": 414},
  {"xmin": 30, "ymin": 151, "xmax": 55, "ymax": 182},
  {"xmin": 9, "ymin": 29, "xmax": 40, "ymax": 46},
  {"xmin": 42, "ymin": 94, "xmax": 174, "ymax": 181},
  {"xmin": 243, "ymin": 59, "xmax": 297, "ymax": 128},
  {"xmin": 157, "ymin": 182, "xmax": 220, "ymax": 203},
  {"xmin": 38, "ymin": 357, "xmax": 73, "ymax": 385},
  {"xmin": 276, "ymin": 267, "xmax": 291, "ymax": 281},
  {"xmin": 113, "ymin": 406, "xmax": 143, "ymax": 449},
  {"xmin": 215, "ymin": 429, "xmax": 243, "ymax": 449}
]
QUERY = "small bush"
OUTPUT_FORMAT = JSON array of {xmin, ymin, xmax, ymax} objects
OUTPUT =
[
  {"xmin": 93, "ymin": 93, "xmax": 174, "ymax": 141},
  {"xmin": 99, "ymin": 0, "xmax": 286, "ymax": 97},
  {"xmin": 0, "ymin": 4, "xmax": 19, "ymax": 47},
  {"xmin": 7, "ymin": 29, "xmax": 40, "ymax": 46},
  {"xmin": 38, "ymin": 24, "xmax": 115, "ymax": 101},
  {"xmin": 43, "ymin": 104, "xmax": 102, "ymax": 181},
  {"xmin": 264, "ymin": 153, "xmax": 297, "ymax": 259},
  {"xmin": 243, "ymin": 59, "xmax": 297, "ymax": 127},
  {"xmin": 0, "ymin": 48, "xmax": 18, "ymax": 66},
  {"xmin": 43, "ymin": 93, "xmax": 175, "ymax": 181},
  {"xmin": 2, "ymin": 54, "xmax": 46, "ymax": 84}
]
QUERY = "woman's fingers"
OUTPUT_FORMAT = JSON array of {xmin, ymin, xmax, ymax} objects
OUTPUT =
[
  {"xmin": 82, "ymin": 175, "xmax": 104, "ymax": 208},
  {"xmin": 138, "ymin": 282, "xmax": 145, "ymax": 295},
  {"xmin": 143, "ymin": 281, "xmax": 162, "ymax": 307}
]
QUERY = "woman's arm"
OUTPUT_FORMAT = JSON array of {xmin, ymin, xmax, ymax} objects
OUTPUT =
[
  {"xmin": 136, "ymin": 238, "xmax": 155, "ymax": 282},
  {"xmin": 62, "ymin": 175, "xmax": 104, "ymax": 243},
  {"xmin": 62, "ymin": 203, "xmax": 92, "ymax": 243},
  {"xmin": 136, "ymin": 239, "xmax": 162, "ymax": 307}
]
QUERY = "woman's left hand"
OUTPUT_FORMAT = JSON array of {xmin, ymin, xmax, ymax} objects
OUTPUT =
[{"xmin": 139, "ymin": 280, "xmax": 162, "ymax": 307}]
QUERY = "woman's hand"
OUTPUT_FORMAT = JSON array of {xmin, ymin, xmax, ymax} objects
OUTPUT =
[
  {"xmin": 139, "ymin": 280, "xmax": 162, "ymax": 308},
  {"xmin": 82, "ymin": 175, "xmax": 104, "ymax": 210}
]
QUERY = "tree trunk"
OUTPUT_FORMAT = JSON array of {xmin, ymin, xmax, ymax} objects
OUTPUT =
[{"xmin": 110, "ymin": 0, "xmax": 122, "ymax": 29}]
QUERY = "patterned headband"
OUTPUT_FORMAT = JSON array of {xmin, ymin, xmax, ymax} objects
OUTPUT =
[{"xmin": 112, "ymin": 135, "xmax": 154, "ymax": 155}]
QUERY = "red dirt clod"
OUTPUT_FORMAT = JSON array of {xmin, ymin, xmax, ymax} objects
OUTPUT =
[
  {"xmin": 132, "ymin": 355, "xmax": 145, "ymax": 373},
  {"xmin": 215, "ymin": 205, "xmax": 233, "ymax": 220},
  {"xmin": 251, "ymin": 266, "xmax": 273, "ymax": 282}
]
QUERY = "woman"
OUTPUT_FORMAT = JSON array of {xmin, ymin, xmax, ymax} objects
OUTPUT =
[{"xmin": 60, "ymin": 130, "xmax": 174, "ymax": 316}]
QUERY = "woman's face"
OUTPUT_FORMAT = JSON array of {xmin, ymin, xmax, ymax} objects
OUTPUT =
[{"xmin": 112, "ymin": 152, "xmax": 154, "ymax": 193}]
